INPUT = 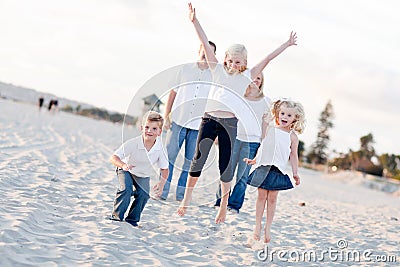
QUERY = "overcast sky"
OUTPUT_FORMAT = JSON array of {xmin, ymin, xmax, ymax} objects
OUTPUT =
[{"xmin": 1, "ymin": 0, "xmax": 399, "ymax": 155}]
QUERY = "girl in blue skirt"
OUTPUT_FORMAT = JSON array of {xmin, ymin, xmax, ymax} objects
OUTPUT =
[{"xmin": 244, "ymin": 99, "xmax": 305, "ymax": 243}]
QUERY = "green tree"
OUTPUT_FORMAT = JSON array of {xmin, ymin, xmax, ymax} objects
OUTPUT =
[
  {"xmin": 109, "ymin": 113, "xmax": 123, "ymax": 123},
  {"xmin": 307, "ymin": 100, "xmax": 334, "ymax": 164},
  {"xmin": 379, "ymin": 153, "xmax": 400, "ymax": 178},
  {"xmin": 61, "ymin": 105, "xmax": 73, "ymax": 113},
  {"xmin": 359, "ymin": 133, "xmax": 375, "ymax": 160},
  {"xmin": 329, "ymin": 150, "xmax": 353, "ymax": 170}
]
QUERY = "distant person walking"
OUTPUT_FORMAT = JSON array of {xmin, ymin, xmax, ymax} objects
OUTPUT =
[
  {"xmin": 48, "ymin": 99, "xmax": 59, "ymax": 113},
  {"xmin": 38, "ymin": 97, "xmax": 44, "ymax": 110},
  {"xmin": 48, "ymin": 100, "xmax": 54, "ymax": 111}
]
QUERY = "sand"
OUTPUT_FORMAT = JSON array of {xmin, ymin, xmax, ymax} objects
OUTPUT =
[{"xmin": 0, "ymin": 99, "xmax": 399, "ymax": 266}]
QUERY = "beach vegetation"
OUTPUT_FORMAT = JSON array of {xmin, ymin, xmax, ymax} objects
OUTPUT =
[
  {"xmin": 61, "ymin": 106, "xmax": 137, "ymax": 125},
  {"xmin": 306, "ymin": 100, "xmax": 334, "ymax": 164}
]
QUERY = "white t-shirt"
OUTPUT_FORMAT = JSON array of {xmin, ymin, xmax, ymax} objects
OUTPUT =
[
  {"xmin": 236, "ymin": 96, "xmax": 271, "ymax": 143},
  {"xmin": 170, "ymin": 63, "xmax": 212, "ymax": 130},
  {"xmin": 113, "ymin": 136, "xmax": 169, "ymax": 177},
  {"xmin": 204, "ymin": 64, "xmax": 252, "ymax": 117},
  {"xmin": 255, "ymin": 127, "xmax": 293, "ymax": 174}
]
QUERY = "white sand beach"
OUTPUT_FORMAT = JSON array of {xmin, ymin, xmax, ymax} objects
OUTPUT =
[{"xmin": 0, "ymin": 99, "xmax": 399, "ymax": 266}]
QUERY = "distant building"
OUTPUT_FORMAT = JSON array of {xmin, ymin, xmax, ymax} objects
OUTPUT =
[
  {"xmin": 142, "ymin": 94, "xmax": 162, "ymax": 113},
  {"xmin": 136, "ymin": 94, "xmax": 163, "ymax": 128}
]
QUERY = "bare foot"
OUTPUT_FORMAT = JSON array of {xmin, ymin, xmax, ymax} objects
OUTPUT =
[
  {"xmin": 177, "ymin": 198, "xmax": 190, "ymax": 217},
  {"xmin": 177, "ymin": 206, "xmax": 186, "ymax": 216},
  {"xmin": 264, "ymin": 226, "xmax": 271, "ymax": 243},
  {"xmin": 215, "ymin": 205, "xmax": 227, "ymax": 224},
  {"xmin": 253, "ymin": 223, "xmax": 261, "ymax": 241}
]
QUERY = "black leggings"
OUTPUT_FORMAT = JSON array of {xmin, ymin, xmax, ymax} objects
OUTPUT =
[{"xmin": 189, "ymin": 113, "xmax": 237, "ymax": 182}]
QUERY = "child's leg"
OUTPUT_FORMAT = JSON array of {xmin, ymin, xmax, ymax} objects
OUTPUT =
[
  {"xmin": 175, "ymin": 128, "xmax": 198, "ymax": 201},
  {"xmin": 215, "ymin": 117, "xmax": 237, "ymax": 224},
  {"xmin": 177, "ymin": 117, "xmax": 217, "ymax": 216},
  {"xmin": 177, "ymin": 175, "xmax": 199, "ymax": 216},
  {"xmin": 254, "ymin": 188, "xmax": 268, "ymax": 241},
  {"xmin": 125, "ymin": 175, "xmax": 150, "ymax": 225},
  {"xmin": 228, "ymin": 141, "xmax": 260, "ymax": 212},
  {"xmin": 111, "ymin": 169, "xmax": 134, "ymax": 221},
  {"xmin": 264, "ymin": 190, "xmax": 279, "ymax": 243},
  {"xmin": 215, "ymin": 139, "xmax": 240, "ymax": 208},
  {"xmin": 215, "ymin": 180, "xmax": 231, "ymax": 224}
]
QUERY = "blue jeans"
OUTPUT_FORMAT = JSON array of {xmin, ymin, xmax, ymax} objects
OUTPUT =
[
  {"xmin": 215, "ymin": 139, "xmax": 260, "ymax": 212},
  {"xmin": 111, "ymin": 169, "xmax": 150, "ymax": 223},
  {"xmin": 161, "ymin": 122, "xmax": 198, "ymax": 200}
]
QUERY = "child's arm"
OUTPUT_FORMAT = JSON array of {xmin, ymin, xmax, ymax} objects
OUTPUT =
[
  {"xmin": 250, "ymin": 31, "xmax": 297, "ymax": 80},
  {"xmin": 261, "ymin": 111, "xmax": 273, "ymax": 140},
  {"xmin": 153, "ymin": 168, "xmax": 169, "ymax": 197},
  {"xmin": 110, "ymin": 155, "xmax": 133, "ymax": 171},
  {"xmin": 289, "ymin": 132, "xmax": 300, "ymax": 185},
  {"xmin": 188, "ymin": 3, "xmax": 218, "ymax": 68}
]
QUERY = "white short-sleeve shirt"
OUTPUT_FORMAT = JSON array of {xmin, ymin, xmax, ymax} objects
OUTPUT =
[
  {"xmin": 113, "ymin": 136, "xmax": 169, "ymax": 177},
  {"xmin": 236, "ymin": 96, "xmax": 271, "ymax": 143},
  {"xmin": 170, "ymin": 63, "xmax": 213, "ymax": 130},
  {"xmin": 204, "ymin": 65, "xmax": 252, "ymax": 117}
]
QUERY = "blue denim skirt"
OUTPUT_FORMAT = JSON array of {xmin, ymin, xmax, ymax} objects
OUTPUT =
[{"xmin": 247, "ymin": 165, "xmax": 293, "ymax": 190}]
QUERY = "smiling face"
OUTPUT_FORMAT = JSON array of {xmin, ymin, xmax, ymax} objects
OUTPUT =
[
  {"xmin": 225, "ymin": 54, "xmax": 247, "ymax": 73},
  {"xmin": 277, "ymin": 104, "xmax": 297, "ymax": 129},
  {"xmin": 271, "ymin": 100, "xmax": 306, "ymax": 134},
  {"xmin": 141, "ymin": 121, "xmax": 161, "ymax": 142}
]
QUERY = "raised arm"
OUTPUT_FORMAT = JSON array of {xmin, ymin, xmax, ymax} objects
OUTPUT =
[
  {"xmin": 250, "ymin": 31, "xmax": 297, "ymax": 79},
  {"xmin": 188, "ymin": 3, "xmax": 218, "ymax": 68},
  {"xmin": 261, "ymin": 111, "xmax": 273, "ymax": 140}
]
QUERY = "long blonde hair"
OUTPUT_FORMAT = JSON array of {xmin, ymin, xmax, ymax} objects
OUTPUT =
[{"xmin": 271, "ymin": 99, "xmax": 306, "ymax": 134}]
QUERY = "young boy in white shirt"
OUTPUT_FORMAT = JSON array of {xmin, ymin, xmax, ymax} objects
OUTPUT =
[{"xmin": 109, "ymin": 111, "xmax": 169, "ymax": 227}]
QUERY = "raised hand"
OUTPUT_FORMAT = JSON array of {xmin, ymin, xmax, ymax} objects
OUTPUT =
[
  {"xmin": 188, "ymin": 3, "xmax": 196, "ymax": 22},
  {"xmin": 287, "ymin": 31, "xmax": 297, "ymax": 46}
]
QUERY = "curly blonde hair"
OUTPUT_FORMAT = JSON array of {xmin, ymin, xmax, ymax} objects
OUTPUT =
[{"xmin": 271, "ymin": 99, "xmax": 306, "ymax": 134}]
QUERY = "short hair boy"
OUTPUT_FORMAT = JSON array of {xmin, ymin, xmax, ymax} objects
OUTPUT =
[{"xmin": 109, "ymin": 111, "xmax": 169, "ymax": 227}]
